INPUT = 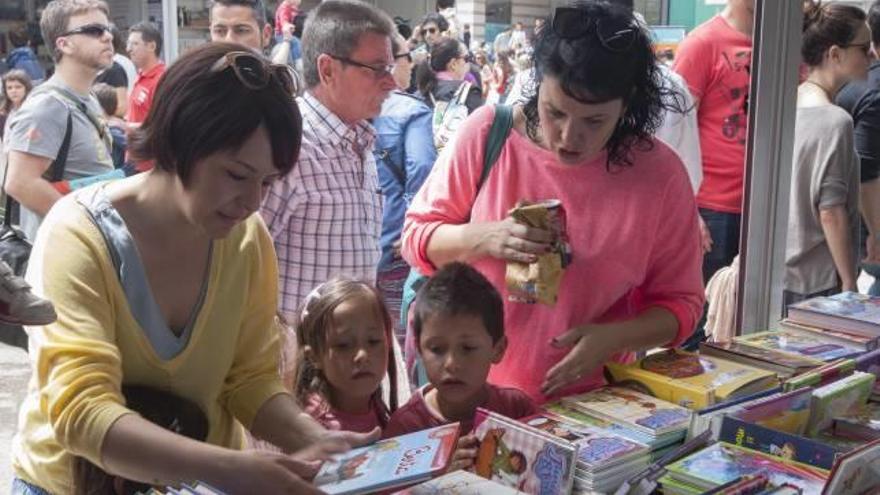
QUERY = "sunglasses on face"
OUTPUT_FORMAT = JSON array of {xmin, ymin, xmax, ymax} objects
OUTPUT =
[
  {"xmin": 843, "ymin": 41, "xmax": 872, "ymax": 56},
  {"xmin": 394, "ymin": 52, "xmax": 413, "ymax": 63},
  {"xmin": 552, "ymin": 7, "xmax": 638, "ymax": 52},
  {"xmin": 60, "ymin": 23, "xmax": 111, "ymax": 38},
  {"xmin": 210, "ymin": 51, "xmax": 298, "ymax": 94}
]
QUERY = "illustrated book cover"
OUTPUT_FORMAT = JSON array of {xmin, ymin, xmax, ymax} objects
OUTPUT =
[
  {"xmin": 561, "ymin": 386, "xmax": 692, "ymax": 437},
  {"xmin": 805, "ymin": 371, "xmax": 875, "ymax": 437},
  {"xmin": 314, "ymin": 423, "xmax": 460, "ymax": 495}
]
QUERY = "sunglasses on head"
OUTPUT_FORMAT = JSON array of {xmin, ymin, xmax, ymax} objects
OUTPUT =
[
  {"xmin": 210, "ymin": 51, "xmax": 298, "ymax": 94},
  {"xmin": 60, "ymin": 23, "xmax": 111, "ymax": 38},
  {"xmin": 552, "ymin": 7, "xmax": 638, "ymax": 52}
]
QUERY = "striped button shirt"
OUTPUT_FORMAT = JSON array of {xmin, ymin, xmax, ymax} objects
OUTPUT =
[{"xmin": 262, "ymin": 91, "xmax": 383, "ymax": 317}]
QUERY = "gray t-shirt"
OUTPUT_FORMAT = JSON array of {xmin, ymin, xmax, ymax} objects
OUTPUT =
[
  {"xmin": 785, "ymin": 105, "xmax": 860, "ymax": 294},
  {"xmin": 6, "ymin": 75, "xmax": 114, "ymax": 240}
]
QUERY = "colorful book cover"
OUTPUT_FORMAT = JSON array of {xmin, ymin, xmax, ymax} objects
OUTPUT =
[
  {"xmin": 542, "ymin": 401, "xmax": 661, "ymax": 448},
  {"xmin": 832, "ymin": 401, "xmax": 880, "ymax": 440},
  {"xmin": 562, "ymin": 386, "xmax": 692, "ymax": 437},
  {"xmin": 805, "ymin": 371, "xmax": 875, "ymax": 437},
  {"xmin": 395, "ymin": 470, "xmax": 524, "ymax": 494},
  {"xmin": 519, "ymin": 412, "xmax": 650, "ymax": 470},
  {"xmin": 700, "ymin": 340, "xmax": 821, "ymax": 376},
  {"xmin": 605, "ymin": 350, "xmax": 779, "ymax": 409},
  {"xmin": 733, "ymin": 388, "xmax": 812, "ymax": 435},
  {"xmin": 780, "ymin": 319, "xmax": 879, "ymax": 351},
  {"xmin": 736, "ymin": 330, "xmax": 862, "ymax": 362},
  {"xmin": 821, "ymin": 437, "xmax": 880, "ymax": 495},
  {"xmin": 718, "ymin": 415, "xmax": 840, "ymax": 470},
  {"xmin": 788, "ymin": 292, "xmax": 880, "ymax": 336},
  {"xmin": 783, "ymin": 359, "xmax": 856, "ymax": 393},
  {"xmin": 314, "ymin": 423, "xmax": 459, "ymax": 495},
  {"xmin": 665, "ymin": 442, "xmax": 828, "ymax": 494},
  {"xmin": 472, "ymin": 408, "xmax": 576, "ymax": 494}
]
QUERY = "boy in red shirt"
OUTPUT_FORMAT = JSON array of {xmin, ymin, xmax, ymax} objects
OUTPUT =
[{"xmin": 384, "ymin": 262, "xmax": 537, "ymax": 445}]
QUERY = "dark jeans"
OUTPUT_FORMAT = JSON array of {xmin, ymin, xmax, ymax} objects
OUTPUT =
[{"xmin": 682, "ymin": 208, "xmax": 742, "ymax": 351}]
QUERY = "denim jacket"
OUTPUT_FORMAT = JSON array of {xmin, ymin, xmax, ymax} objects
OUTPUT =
[
  {"xmin": 6, "ymin": 47, "xmax": 45, "ymax": 84},
  {"xmin": 372, "ymin": 90, "xmax": 437, "ymax": 270}
]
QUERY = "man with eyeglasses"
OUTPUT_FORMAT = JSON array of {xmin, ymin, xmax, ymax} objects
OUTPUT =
[
  {"xmin": 126, "ymin": 22, "xmax": 164, "ymax": 126},
  {"xmin": 4, "ymin": 0, "xmax": 115, "ymax": 242},
  {"xmin": 261, "ymin": 0, "xmax": 397, "ymax": 321}
]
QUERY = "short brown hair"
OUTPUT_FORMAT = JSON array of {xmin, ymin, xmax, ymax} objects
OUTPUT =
[
  {"xmin": 41, "ymin": 0, "xmax": 110, "ymax": 62},
  {"xmin": 128, "ymin": 42, "xmax": 302, "ymax": 184},
  {"xmin": 91, "ymin": 82, "xmax": 117, "ymax": 116}
]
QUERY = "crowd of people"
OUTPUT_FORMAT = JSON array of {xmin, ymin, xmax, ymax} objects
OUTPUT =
[{"xmin": 0, "ymin": 0, "xmax": 877, "ymax": 493}]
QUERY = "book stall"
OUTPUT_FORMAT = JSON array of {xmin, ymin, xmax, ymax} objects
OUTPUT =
[{"xmin": 144, "ymin": 292, "xmax": 880, "ymax": 495}]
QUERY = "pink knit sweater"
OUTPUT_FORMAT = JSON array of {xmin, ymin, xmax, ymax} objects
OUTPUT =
[{"xmin": 402, "ymin": 106, "xmax": 705, "ymax": 402}]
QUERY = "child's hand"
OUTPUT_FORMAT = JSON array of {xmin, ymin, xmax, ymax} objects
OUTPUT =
[{"xmin": 448, "ymin": 435, "xmax": 480, "ymax": 472}]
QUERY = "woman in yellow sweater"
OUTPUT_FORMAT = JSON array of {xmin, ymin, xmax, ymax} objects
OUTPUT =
[{"xmin": 11, "ymin": 42, "xmax": 373, "ymax": 495}]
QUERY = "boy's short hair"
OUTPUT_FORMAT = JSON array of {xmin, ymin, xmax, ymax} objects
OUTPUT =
[
  {"xmin": 92, "ymin": 82, "xmax": 117, "ymax": 116},
  {"xmin": 41, "ymin": 0, "xmax": 110, "ymax": 62},
  {"xmin": 412, "ymin": 262, "xmax": 504, "ymax": 345}
]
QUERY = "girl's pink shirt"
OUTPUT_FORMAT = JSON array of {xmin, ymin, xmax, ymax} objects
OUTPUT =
[{"xmin": 401, "ymin": 106, "xmax": 705, "ymax": 403}]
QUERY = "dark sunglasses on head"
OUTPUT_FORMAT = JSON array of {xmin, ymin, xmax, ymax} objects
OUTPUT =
[
  {"xmin": 60, "ymin": 23, "xmax": 111, "ymax": 38},
  {"xmin": 552, "ymin": 7, "xmax": 638, "ymax": 52},
  {"xmin": 210, "ymin": 51, "xmax": 298, "ymax": 94}
]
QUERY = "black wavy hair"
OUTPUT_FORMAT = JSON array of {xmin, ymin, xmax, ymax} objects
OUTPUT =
[{"xmin": 524, "ymin": 1, "xmax": 680, "ymax": 169}]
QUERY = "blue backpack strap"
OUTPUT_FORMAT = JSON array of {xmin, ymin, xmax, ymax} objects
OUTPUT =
[{"xmin": 478, "ymin": 104, "xmax": 514, "ymax": 188}]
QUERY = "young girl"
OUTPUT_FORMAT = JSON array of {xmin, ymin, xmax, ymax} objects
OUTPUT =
[{"xmin": 295, "ymin": 278, "xmax": 399, "ymax": 433}]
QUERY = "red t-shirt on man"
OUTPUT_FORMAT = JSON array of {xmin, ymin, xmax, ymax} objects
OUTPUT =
[
  {"xmin": 673, "ymin": 15, "xmax": 752, "ymax": 214},
  {"xmin": 127, "ymin": 62, "xmax": 165, "ymax": 125}
]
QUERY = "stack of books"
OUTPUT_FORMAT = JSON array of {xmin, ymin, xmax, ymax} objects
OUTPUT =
[
  {"xmin": 560, "ymin": 387, "xmax": 692, "ymax": 455},
  {"xmin": 700, "ymin": 328, "xmax": 863, "ymax": 378},
  {"xmin": 659, "ymin": 442, "xmax": 828, "ymax": 495},
  {"xmin": 780, "ymin": 319, "xmax": 879, "ymax": 352},
  {"xmin": 397, "ymin": 470, "xmax": 525, "ymax": 494},
  {"xmin": 605, "ymin": 349, "xmax": 780, "ymax": 408},
  {"xmin": 543, "ymin": 401, "xmax": 675, "ymax": 455},
  {"xmin": 804, "ymin": 371, "xmax": 875, "ymax": 437},
  {"xmin": 787, "ymin": 292, "xmax": 880, "ymax": 342},
  {"xmin": 831, "ymin": 401, "xmax": 880, "ymax": 441},
  {"xmin": 518, "ymin": 411, "xmax": 651, "ymax": 494},
  {"xmin": 471, "ymin": 408, "xmax": 577, "ymax": 494}
]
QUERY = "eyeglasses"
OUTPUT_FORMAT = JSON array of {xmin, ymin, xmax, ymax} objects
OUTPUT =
[
  {"xmin": 552, "ymin": 7, "xmax": 638, "ymax": 52},
  {"xmin": 394, "ymin": 52, "xmax": 412, "ymax": 63},
  {"xmin": 328, "ymin": 54, "xmax": 395, "ymax": 80},
  {"xmin": 60, "ymin": 23, "xmax": 111, "ymax": 38},
  {"xmin": 843, "ymin": 41, "xmax": 872, "ymax": 56},
  {"xmin": 210, "ymin": 51, "xmax": 297, "ymax": 94}
]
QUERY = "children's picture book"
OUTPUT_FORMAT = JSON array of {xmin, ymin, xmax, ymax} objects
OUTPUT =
[
  {"xmin": 736, "ymin": 330, "xmax": 863, "ymax": 362},
  {"xmin": 821, "ymin": 437, "xmax": 880, "ymax": 495},
  {"xmin": 562, "ymin": 386, "xmax": 693, "ymax": 437},
  {"xmin": 472, "ymin": 408, "xmax": 576, "ymax": 495},
  {"xmin": 832, "ymin": 401, "xmax": 880, "ymax": 441},
  {"xmin": 314, "ymin": 423, "xmax": 459, "ymax": 495},
  {"xmin": 788, "ymin": 292, "xmax": 880, "ymax": 337},
  {"xmin": 733, "ymin": 388, "xmax": 813, "ymax": 435},
  {"xmin": 605, "ymin": 349, "xmax": 779, "ymax": 409},
  {"xmin": 718, "ymin": 415, "xmax": 840, "ymax": 470},
  {"xmin": 780, "ymin": 319, "xmax": 879, "ymax": 351},
  {"xmin": 542, "ymin": 401, "xmax": 664, "ymax": 449},
  {"xmin": 699, "ymin": 340, "xmax": 822, "ymax": 378},
  {"xmin": 395, "ymin": 470, "xmax": 525, "ymax": 494},
  {"xmin": 519, "ymin": 412, "xmax": 650, "ymax": 471},
  {"xmin": 805, "ymin": 371, "xmax": 875, "ymax": 437},
  {"xmin": 664, "ymin": 442, "xmax": 828, "ymax": 494}
]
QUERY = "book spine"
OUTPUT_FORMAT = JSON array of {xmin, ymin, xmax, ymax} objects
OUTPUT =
[{"xmin": 718, "ymin": 416, "xmax": 839, "ymax": 469}]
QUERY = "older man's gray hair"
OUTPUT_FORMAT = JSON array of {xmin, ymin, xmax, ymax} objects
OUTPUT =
[{"xmin": 301, "ymin": 0, "xmax": 395, "ymax": 88}]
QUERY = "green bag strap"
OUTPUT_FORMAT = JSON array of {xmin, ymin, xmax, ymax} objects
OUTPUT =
[{"xmin": 478, "ymin": 104, "xmax": 514, "ymax": 188}]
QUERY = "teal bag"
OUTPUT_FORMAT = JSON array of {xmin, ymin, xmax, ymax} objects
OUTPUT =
[{"xmin": 401, "ymin": 105, "xmax": 515, "ymax": 387}]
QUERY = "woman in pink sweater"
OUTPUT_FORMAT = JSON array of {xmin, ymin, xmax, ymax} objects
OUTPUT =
[{"xmin": 401, "ymin": 2, "xmax": 704, "ymax": 402}]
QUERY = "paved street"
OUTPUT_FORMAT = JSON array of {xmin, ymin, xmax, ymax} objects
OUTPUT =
[{"xmin": 0, "ymin": 342, "xmax": 29, "ymax": 492}]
